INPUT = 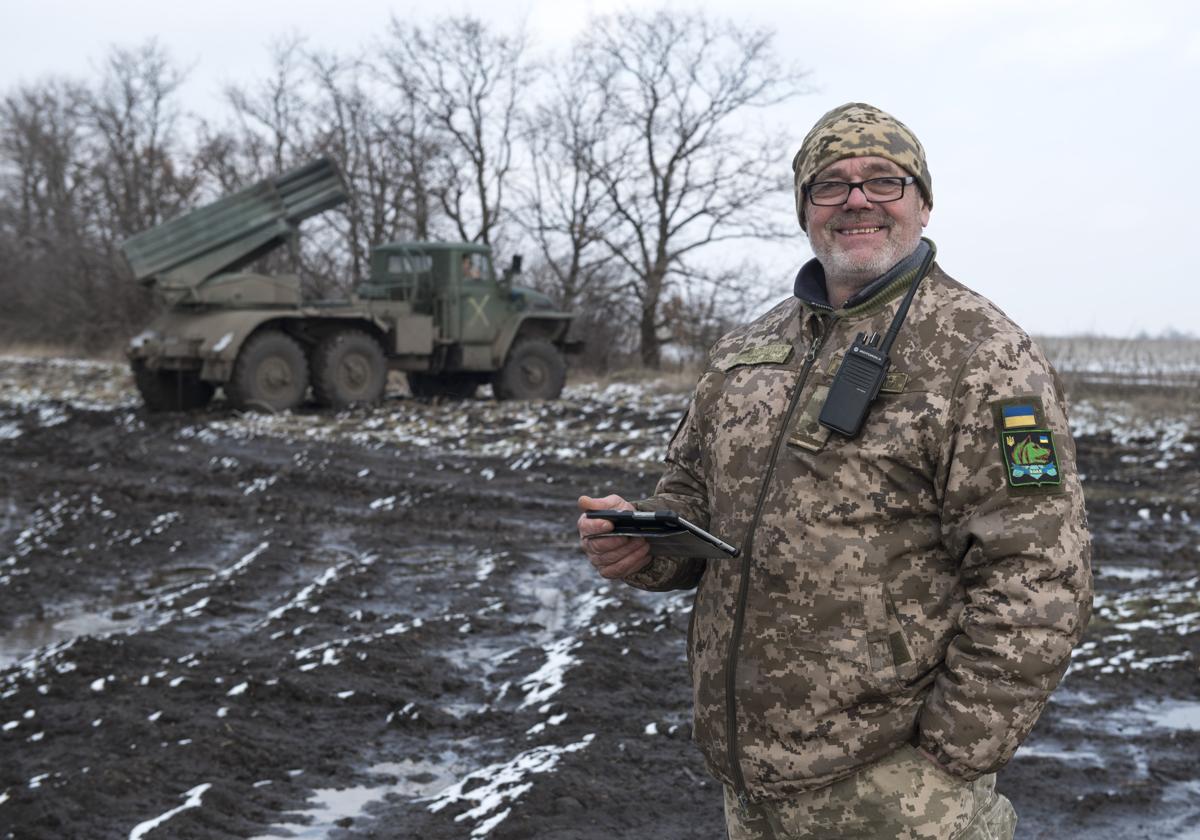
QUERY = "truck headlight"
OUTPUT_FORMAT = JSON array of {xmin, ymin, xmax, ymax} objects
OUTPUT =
[{"xmin": 130, "ymin": 329, "xmax": 160, "ymax": 350}]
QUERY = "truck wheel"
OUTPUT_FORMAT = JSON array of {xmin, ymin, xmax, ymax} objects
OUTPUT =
[
  {"xmin": 132, "ymin": 361, "xmax": 215, "ymax": 412},
  {"xmin": 226, "ymin": 330, "xmax": 309, "ymax": 412},
  {"xmin": 493, "ymin": 339, "xmax": 567, "ymax": 400},
  {"xmin": 407, "ymin": 372, "xmax": 482, "ymax": 399},
  {"xmin": 311, "ymin": 330, "xmax": 387, "ymax": 408}
]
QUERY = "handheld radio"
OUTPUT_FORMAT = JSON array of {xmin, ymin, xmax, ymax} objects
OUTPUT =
[{"xmin": 818, "ymin": 244, "xmax": 936, "ymax": 438}]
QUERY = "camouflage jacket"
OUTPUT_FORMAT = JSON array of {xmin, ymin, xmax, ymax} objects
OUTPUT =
[{"xmin": 625, "ymin": 241, "xmax": 1093, "ymax": 801}]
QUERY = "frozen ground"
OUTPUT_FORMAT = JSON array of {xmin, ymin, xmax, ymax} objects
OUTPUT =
[{"xmin": 0, "ymin": 356, "xmax": 1197, "ymax": 839}]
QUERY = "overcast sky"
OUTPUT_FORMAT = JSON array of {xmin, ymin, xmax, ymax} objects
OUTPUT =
[{"xmin": 4, "ymin": 0, "xmax": 1195, "ymax": 337}]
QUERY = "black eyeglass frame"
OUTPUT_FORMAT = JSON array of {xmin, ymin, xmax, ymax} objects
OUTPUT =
[{"xmin": 803, "ymin": 176, "xmax": 916, "ymax": 206}]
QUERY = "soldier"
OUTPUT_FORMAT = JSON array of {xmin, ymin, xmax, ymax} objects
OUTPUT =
[
  {"xmin": 462, "ymin": 254, "xmax": 482, "ymax": 279},
  {"xmin": 576, "ymin": 102, "xmax": 1092, "ymax": 839}
]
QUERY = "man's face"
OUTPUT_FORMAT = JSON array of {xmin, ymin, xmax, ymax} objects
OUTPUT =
[{"xmin": 804, "ymin": 155, "xmax": 930, "ymax": 285}]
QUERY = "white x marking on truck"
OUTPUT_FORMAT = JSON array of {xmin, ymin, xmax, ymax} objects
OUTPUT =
[{"xmin": 467, "ymin": 295, "xmax": 491, "ymax": 329}]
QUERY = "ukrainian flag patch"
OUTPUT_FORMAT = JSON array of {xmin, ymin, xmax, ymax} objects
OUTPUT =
[{"xmin": 1002, "ymin": 404, "xmax": 1038, "ymax": 429}]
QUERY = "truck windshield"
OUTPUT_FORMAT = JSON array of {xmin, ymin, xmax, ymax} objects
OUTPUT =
[{"xmin": 388, "ymin": 254, "xmax": 433, "ymax": 275}]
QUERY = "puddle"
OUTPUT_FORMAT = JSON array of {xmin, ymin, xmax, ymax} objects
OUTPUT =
[
  {"xmin": 530, "ymin": 586, "xmax": 567, "ymax": 633},
  {"xmin": 1014, "ymin": 741, "xmax": 1105, "ymax": 765},
  {"xmin": 247, "ymin": 750, "xmax": 471, "ymax": 839},
  {"xmin": 1, "ymin": 540, "xmax": 274, "ymax": 671},
  {"xmin": 1164, "ymin": 779, "xmax": 1200, "ymax": 806},
  {"xmin": 514, "ymin": 550, "xmax": 602, "ymax": 635},
  {"xmin": 1161, "ymin": 780, "xmax": 1200, "ymax": 840},
  {"xmin": 0, "ymin": 608, "xmax": 139, "ymax": 669},
  {"xmin": 1050, "ymin": 688, "xmax": 1200, "ymax": 747},
  {"xmin": 0, "ymin": 497, "xmax": 19, "ymax": 538},
  {"xmin": 1150, "ymin": 700, "xmax": 1200, "ymax": 732},
  {"xmin": 440, "ymin": 637, "xmax": 520, "ymax": 687},
  {"xmin": 145, "ymin": 565, "xmax": 218, "ymax": 589},
  {"xmin": 1048, "ymin": 686, "xmax": 1100, "ymax": 707},
  {"xmin": 439, "ymin": 702, "xmax": 486, "ymax": 720},
  {"xmin": 1098, "ymin": 566, "xmax": 1164, "ymax": 582}
]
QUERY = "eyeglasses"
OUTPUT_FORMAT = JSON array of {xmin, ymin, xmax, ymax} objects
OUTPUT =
[{"xmin": 804, "ymin": 176, "xmax": 915, "ymax": 206}]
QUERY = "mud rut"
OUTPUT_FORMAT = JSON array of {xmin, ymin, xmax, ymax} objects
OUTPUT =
[{"xmin": 1, "ymin": 359, "xmax": 1198, "ymax": 840}]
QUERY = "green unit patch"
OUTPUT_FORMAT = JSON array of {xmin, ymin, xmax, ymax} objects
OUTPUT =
[
  {"xmin": 1000, "ymin": 429, "xmax": 1061, "ymax": 488},
  {"xmin": 989, "ymin": 396, "xmax": 1064, "ymax": 495}
]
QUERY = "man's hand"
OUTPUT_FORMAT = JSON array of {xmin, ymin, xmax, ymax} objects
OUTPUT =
[{"xmin": 577, "ymin": 494, "xmax": 651, "ymax": 580}]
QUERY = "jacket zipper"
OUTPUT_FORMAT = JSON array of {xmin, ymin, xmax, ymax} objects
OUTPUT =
[{"xmin": 727, "ymin": 313, "xmax": 829, "ymax": 811}]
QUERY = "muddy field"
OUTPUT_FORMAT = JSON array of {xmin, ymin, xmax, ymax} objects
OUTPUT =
[{"xmin": 1, "ymin": 356, "xmax": 1198, "ymax": 840}]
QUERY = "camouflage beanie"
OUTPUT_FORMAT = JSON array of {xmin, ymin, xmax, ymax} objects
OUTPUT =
[{"xmin": 791, "ymin": 102, "xmax": 932, "ymax": 231}]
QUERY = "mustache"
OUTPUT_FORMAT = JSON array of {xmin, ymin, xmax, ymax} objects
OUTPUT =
[{"xmin": 824, "ymin": 212, "xmax": 892, "ymax": 230}]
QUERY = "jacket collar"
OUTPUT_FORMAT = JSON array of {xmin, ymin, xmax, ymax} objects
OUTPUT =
[{"xmin": 793, "ymin": 239, "xmax": 934, "ymax": 313}]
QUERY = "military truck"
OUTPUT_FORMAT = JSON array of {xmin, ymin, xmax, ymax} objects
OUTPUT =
[{"xmin": 123, "ymin": 158, "xmax": 577, "ymax": 412}]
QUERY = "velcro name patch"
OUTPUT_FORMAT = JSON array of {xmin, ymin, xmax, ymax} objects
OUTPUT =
[{"xmin": 717, "ymin": 343, "xmax": 793, "ymax": 371}]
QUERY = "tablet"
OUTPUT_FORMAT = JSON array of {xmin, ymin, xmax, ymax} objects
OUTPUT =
[{"xmin": 584, "ymin": 510, "xmax": 739, "ymax": 559}]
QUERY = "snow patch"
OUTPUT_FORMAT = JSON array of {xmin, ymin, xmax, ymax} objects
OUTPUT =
[
  {"xmin": 519, "ymin": 637, "xmax": 580, "ymax": 709},
  {"xmin": 129, "ymin": 783, "xmax": 212, "ymax": 840},
  {"xmin": 426, "ymin": 734, "xmax": 595, "ymax": 838}
]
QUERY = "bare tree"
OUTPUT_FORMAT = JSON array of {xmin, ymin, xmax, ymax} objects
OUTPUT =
[
  {"xmin": 375, "ymin": 66, "xmax": 444, "ymax": 242},
  {"xmin": 576, "ymin": 11, "xmax": 809, "ymax": 367},
  {"xmin": 308, "ymin": 50, "xmax": 386, "ymax": 286},
  {"xmin": 87, "ymin": 40, "xmax": 198, "ymax": 242},
  {"xmin": 191, "ymin": 127, "xmax": 245, "ymax": 194},
  {"xmin": 224, "ymin": 35, "xmax": 313, "ymax": 178},
  {"xmin": 662, "ymin": 261, "xmax": 779, "ymax": 362},
  {"xmin": 0, "ymin": 43, "xmax": 198, "ymax": 352},
  {"xmin": 0, "ymin": 79, "xmax": 98, "ymax": 348},
  {"xmin": 0, "ymin": 80, "xmax": 90, "ymax": 244},
  {"xmin": 194, "ymin": 38, "xmax": 311, "ymax": 197},
  {"xmin": 517, "ymin": 54, "xmax": 620, "ymax": 313},
  {"xmin": 217, "ymin": 39, "xmax": 363, "ymax": 296},
  {"xmin": 77, "ymin": 42, "xmax": 202, "ymax": 346},
  {"xmin": 383, "ymin": 16, "xmax": 531, "ymax": 247}
]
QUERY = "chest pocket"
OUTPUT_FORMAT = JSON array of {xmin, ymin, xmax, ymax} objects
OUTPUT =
[
  {"xmin": 700, "ymin": 343, "xmax": 800, "ymax": 510},
  {"xmin": 710, "ymin": 346, "xmax": 797, "ymax": 418},
  {"xmin": 786, "ymin": 356, "xmax": 911, "ymax": 455},
  {"xmin": 709, "ymin": 343, "xmax": 797, "ymax": 431}
]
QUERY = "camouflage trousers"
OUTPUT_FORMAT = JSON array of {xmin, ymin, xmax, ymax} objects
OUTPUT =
[{"xmin": 723, "ymin": 745, "xmax": 1016, "ymax": 840}]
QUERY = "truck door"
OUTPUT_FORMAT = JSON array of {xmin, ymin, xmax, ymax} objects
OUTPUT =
[{"xmin": 459, "ymin": 253, "xmax": 503, "ymax": 345}]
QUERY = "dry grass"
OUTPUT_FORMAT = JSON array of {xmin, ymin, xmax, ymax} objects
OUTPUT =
[
  {"xmin": 570, "ymin": 336, "xmax": 1200, "ymax": 406},
  {"xmin": 1036, "ymin": 335, "xmax": 1200, "ymax": 409},
  {"xmin": 1038, "ymin": 335, "xmax": 1200, "ymax": 383},
  {"xmin": 0, "ymin": 340, "xmax": 128, "ymax": 362},
  {"xmin": 567, "ymin": 362, "xmax": 702, "ymax": 395}
]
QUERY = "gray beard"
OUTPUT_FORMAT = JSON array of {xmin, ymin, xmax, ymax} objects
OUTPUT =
[{"xmin": 812, "ymin": 228, "xmax": 923, "ymax": 292}]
